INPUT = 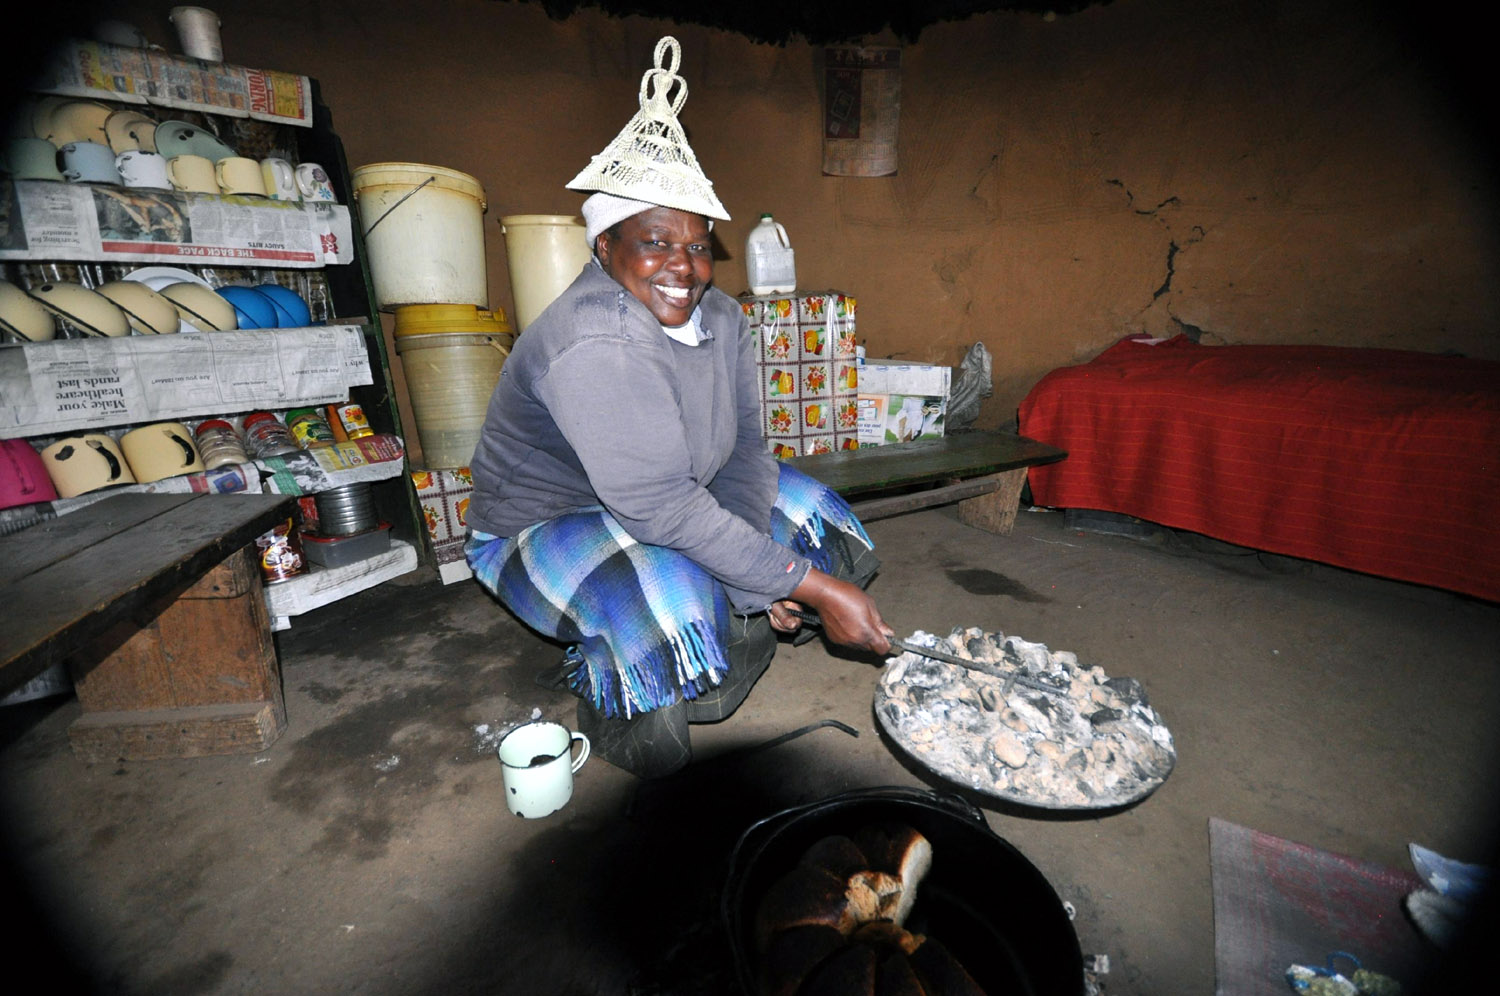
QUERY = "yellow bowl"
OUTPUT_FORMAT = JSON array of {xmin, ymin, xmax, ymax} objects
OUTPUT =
[
  {"xmin": 159, "ymin": 281, "xmax": 237, "ymax": 332},
  {"xmin": 26, "ymin": 282, "xmax": 130, "ymax": 337},
  {"xmin": 96, "ymin": 280, "xmax": 181, "ymax": 334},
  {"xmin": 0, "ymin": 280, "xmax": 57, "ymax": 341}
]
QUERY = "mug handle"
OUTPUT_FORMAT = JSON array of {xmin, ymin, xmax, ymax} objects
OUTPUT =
[{"xmin": 570, "ymin": 732, "xmax": 590, "ymax": 773}]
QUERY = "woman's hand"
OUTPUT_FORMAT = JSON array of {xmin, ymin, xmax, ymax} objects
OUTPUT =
[
  {"xmin": 789, "ymin": 568, "xmax": 894, "ymax": 655},
  {"xmin": 768, "ymin": 600, "xmax": 804, "ymax": 634}
]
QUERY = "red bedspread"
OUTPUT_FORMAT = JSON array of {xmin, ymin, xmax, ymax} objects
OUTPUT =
[{"xmin": 1018, "ymin": 336, "xmax": 1500, "ymax": 602}]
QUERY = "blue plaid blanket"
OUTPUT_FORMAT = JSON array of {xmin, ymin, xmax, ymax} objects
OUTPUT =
[{"xmin": 466, "ymin": 464, "xmax": 871, "ymax": 718}]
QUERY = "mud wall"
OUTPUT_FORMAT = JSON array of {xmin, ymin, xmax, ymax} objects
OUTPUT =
[{"xmin": 16, "ymin": 0, "xmax": 1497, "ymax": 433}]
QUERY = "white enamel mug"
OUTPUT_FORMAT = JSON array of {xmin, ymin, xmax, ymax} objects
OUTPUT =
[
  {"xmin": 260, "ymin": 157, "xmax": 298, "ymax": 200},
  {"xmin": 496, "ymin": 721, "xmax": 590, "ymax": 819},
  {"xmin": 115, "ymin": 150, "xmax": 170, "ymax": 189},
  {"xmin": 294, "ymin": 162, "xmax": 336, "ymax": 202}
]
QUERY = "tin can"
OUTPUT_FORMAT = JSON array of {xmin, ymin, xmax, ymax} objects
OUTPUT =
[
  {"xmin": 334, "ymin": 402, "xmax": 375, "ymax": 439},
  {"xmin": 286, "ymin": 407, "xmax": 336, "ymax": 448},
  {"xmin": 255, "ymin": 516, "xmax": 307, "ymax": 584}
]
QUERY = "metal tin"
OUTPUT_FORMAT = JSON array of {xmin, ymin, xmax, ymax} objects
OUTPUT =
[{"xmin": 254, "ymin": 516, "xmax": 307, "ymax": 584}]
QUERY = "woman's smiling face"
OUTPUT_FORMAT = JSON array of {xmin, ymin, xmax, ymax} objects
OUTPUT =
[{"xmin": 596, "ymin": 207, "xmax": 713, "ymax": 327}]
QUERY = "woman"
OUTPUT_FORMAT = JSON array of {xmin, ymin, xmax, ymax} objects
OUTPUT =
[{"xmin": 465, "ymin": 37, "xmax": 891, "ymax": 778}]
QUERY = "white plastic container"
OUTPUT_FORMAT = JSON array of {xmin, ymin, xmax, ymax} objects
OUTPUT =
[
  {"xmin": 745, "ymin": 213, "xmax": 796, "ymax": 296},
  {"xmin": 351, "ymin": 163, "xmax": 489, "ymax": 309},
  {"xmin": 499, "ymin": 215, "xmax": 592, "ymax": 331}
]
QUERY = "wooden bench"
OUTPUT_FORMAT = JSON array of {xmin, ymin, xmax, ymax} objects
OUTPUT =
[
  {"xmin": 0, "ymin": 492, "xmax": 296, "ymax": 761},
  {"xmin": 790, "ymin": 431, "xmax": 1067, "ymax": 535}
]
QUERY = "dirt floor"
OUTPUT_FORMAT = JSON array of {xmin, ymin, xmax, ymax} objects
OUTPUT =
[{"xmin": 2, "ymin": 504, "xmax": 1497, "ymax": 995}]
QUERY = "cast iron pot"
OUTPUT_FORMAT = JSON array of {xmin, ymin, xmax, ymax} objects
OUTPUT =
[{"xmin": 722, "ymin": 786, "xmax": 1084, "ymax": 995}]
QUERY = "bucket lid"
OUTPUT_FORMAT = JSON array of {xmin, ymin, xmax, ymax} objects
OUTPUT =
[
  {"xmin": 499, "ymin": 214, "xmax": 584, "ymax": 230},
  {"xmin": 351, "ymin": 162, "xmax": 487, "ymax": 211},
  {"xmin": 392, "ymin": 302, "xmax": 513, "ymax": 336}
]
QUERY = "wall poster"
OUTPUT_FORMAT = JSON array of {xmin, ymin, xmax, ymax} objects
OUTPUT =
[{"xmin": 822, "ymin": 46, "xmax": 901, "ymax": 177}]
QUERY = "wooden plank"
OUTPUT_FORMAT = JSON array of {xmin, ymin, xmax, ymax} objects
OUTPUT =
[
  {"xmin": 849, "ymin": 476, "xmax": 1004, "ymax": 522},
  {"xmin": 67, "ymin": 701, "xmax": 287, "ymax": 762},
  {"xmin": 0, "ymin": 493, "xmax": 293, "ymax": 692},
  {"xmin": 790, "ymin": 431, "xmax": 1066, "ymax": 496},
  {"xmin": 0, "ymin": 492, "xmax": 199, "ymax": 584}
]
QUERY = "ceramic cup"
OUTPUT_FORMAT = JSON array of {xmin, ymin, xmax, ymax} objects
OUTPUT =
[
  {"xmin": 59, "ymin": 141, "xmax": 121, "ymax": 184},
  {"xmin": 114, "ymin": 149, "xmax": 170, "ymax": 189},
  {"xmin": 216, "ymin": 156, "xmax": 267, "ymax": 196},
  {"xmin": 294, "ymin": 162, "xmax": 336, "ymax": 202},
  {"xmin": 167, "ymin": 153, "xmax": 217, "ymax": 193},
  {"xmin": 5, "ymin": 138, "xmax": 64, "ymax": 181},
  {"xmin": 170, "ymin": 6, "xmax": 223, "ymax": 62},
  {"xmin": 495, "ymin": 721, "xmax": 590, "ymax": 819},
  {"xmin": 260, "ymin": 157, "xmax": 298, "ymax": 200}
]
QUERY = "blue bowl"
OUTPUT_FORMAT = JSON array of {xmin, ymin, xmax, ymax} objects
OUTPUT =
[
  {"xmin": 252, "ymin": 284, "xmax": 311, "ymax": 328},
  {"xmin": 217, "ymin": 286, "xmax": 277, "ymax": 330}
]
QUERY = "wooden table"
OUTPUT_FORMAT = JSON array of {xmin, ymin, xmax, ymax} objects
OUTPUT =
[
  {"xmin": 0, "ymin": 492, "xmax": 295, "ymax": 760},
  {"xmin": 791, "ymin": 431, "xmax": 1067, "ymax": 535}
]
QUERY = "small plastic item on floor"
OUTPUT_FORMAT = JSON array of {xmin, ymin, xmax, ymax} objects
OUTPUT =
[{"xmin": 1286, "ymin": 953, "xmax": 1401, "ymax": 996}]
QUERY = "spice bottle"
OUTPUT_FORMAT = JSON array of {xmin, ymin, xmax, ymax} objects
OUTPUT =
[
  {"xmin": 333, "ymin": 402, "xmax": 374, "ymax": 439},
  {"xmin": 242, "ymin": 411, "xmax": 299, "ymax": 458},
  {"xmin": 193, "ymin": 419, "xmax": 249, "ymax": 469},
  {"xmin": 286, "ymin": 407, "xmax": 336, "ymax": 448}
]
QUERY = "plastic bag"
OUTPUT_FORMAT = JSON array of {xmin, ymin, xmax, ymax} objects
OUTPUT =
[{"xmin": 946, "ymin": 342, "xmax": 993, "ymax": 432}]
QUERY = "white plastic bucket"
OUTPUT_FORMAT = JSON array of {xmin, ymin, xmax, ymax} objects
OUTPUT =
[
  {"xmin": 352, "ymin": 163, "xmax": 489, "ymax": 309},
  {"xmin": 499, "ymin": 214, "xmax": 592, "ymax": 331},
  {"xmin": 394, "ymin": 331, "xmax": 510, "ymax": 469}
]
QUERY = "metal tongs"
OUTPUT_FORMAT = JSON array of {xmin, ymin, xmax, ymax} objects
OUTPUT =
[{"xmin": 786, "ymin": 609, "xmax": 1063, "ymax": 696}]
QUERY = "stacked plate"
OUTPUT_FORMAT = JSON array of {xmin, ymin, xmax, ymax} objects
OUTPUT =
[{"xmin": 315, "ymin": 483, "xmax": 379, "ymax": 536}]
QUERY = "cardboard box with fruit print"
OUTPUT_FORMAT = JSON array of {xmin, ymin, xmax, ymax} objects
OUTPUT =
[
  {"xmin": 744, "ymin": 290, "xmax": 860, "ymax": 457},
  {"xmin": 410, "ymin": 466, "xmax": 475, "ymax": 584}
]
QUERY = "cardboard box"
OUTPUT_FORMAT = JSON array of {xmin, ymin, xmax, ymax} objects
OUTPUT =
[
  {"xmin": 856, "ymin": 361, "xmax": 951, "ymax": 446},
  {"xmin": 744, "ymin": 290, "xmax": 860, "ymax": 457},
  {"xmin": 410, "ymin": 467, "xmax": 474, "ymax": 584}
]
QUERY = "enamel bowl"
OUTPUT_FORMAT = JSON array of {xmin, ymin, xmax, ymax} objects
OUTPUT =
[
  {"xmin": 26, "ymin": 282, "xmax": 131, "ymax": 338},
  {"xmin": 159, "ymin": 281, "xmax": 237, "ymax": 332},
  {"xmin": 96, "ymin": 280, "xmax": 181, "ymax": 335},
  {"xmin": 0, "ymin": 280, "xmax": 58, "ymax": 342}
]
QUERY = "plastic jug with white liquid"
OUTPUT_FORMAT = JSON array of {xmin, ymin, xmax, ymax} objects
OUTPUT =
[{"xmin": 745, "ymin": 213, "xmax": 796, "ymax": 296}]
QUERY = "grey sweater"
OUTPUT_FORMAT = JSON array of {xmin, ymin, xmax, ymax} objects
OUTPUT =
[{"xmin": 466, "ymin": 262, "xmax": 811, "ymax": 611}]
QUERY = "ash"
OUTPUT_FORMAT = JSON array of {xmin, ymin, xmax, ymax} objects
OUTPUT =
[{"xmin": 875, "ymin": 627, "xmax": 1176, "ymax": 809}]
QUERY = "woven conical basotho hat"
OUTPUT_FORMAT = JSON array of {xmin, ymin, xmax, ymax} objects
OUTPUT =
[{"xmin": 565, "ymin": 36, "xmax": 730, "ymax": 221}]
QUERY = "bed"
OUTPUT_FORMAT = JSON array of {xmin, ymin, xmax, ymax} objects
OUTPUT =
[{"xmin": 1017, "ymin": 335, "xmax": 1500, "ymax": 602}]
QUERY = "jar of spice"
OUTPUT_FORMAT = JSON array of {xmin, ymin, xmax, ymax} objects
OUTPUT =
[
  {"xmin": 333, "ymin": 402, "xmax": 374, "ymax": 439},
  {"xmin": 193, "ymin": 419, "xmax": 249, "ymax": 469},
  {"xmin": 286, "ymin": 407, "xmax": 336, "ymax": 448},
  {"xmin": 242, "ymin": 411, "xmax": 299, "ymax": 458}
]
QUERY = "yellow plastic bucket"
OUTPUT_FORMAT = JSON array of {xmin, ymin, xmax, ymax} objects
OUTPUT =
[
  {"xmin": 394, "ymin": 331, "xmax": 510, "ymax": 469},
  {"xmin": 499, "ymin": 214, "xmax": 592, "ymax": 331},
  {"xmin": 352, "ymin": 163, "xmax": 489, "ymax": 309}
]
